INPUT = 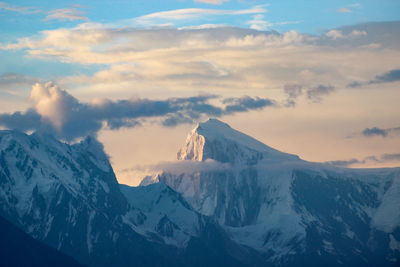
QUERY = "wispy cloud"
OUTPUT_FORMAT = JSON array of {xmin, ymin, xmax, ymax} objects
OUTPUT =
[
  {"xmin": 0, "ymin": 2, "xmax": 87, "ymax": 21},
  {"xmin": 45, "ymin": 8, "xmax": 88, "ymax": 21},
  {"xmin": 194, "ymin": 0, "xmax": 230, "ymax": 5},
  {"xmin": 337, "ymin": 3, "xmax": 361, "ymax": 14},
  {"xmin": 0, "ymin": 2, "xmax": 39, "ymax": 14},
  {"xmin": 0, "ymin": 72, "xmax": 41, "ymax": 95},
  {"xmin": 337, "ymin": 7, "xmax": 351, "ymax": 13},
  {"xmin": 122, "ymin": 159, "xmax": 230, "ymax": 176},
  {"xmin": 327, "ymin": 152, "xmax": 400, "ymax": 167},
  {"xmin": 325, "ymin": 29, "xmax": 366, "ymax": 40},
  {"xmin": 133, "ymin": 5, "xmax": 267, "ymax": 26},
  {"xmin": 247, "ymin": 14, "xmax": 302, "ymax": 31}
]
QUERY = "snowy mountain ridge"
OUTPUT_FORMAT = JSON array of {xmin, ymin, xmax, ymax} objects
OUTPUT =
[
  {"xmin": 0, "ymin": 128, "xmax": 256, "ymax": 266},
  {"xmin": 178, "ymin": 118, "xmax": 299, "ymax": 165},
  {"xmin": 0, "ymin": 119, "xmax": 399, "ymax": 266},
  {"xmin": 156, "ymin": 118, "xmax": 400, "ymax": 265}
]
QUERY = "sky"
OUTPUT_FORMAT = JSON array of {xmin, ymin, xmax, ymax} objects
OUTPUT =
[{"xmin": 0, "ymin": 0, "xmax": 399, "ymax": 185}]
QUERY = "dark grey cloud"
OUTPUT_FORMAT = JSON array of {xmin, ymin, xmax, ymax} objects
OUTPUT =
[
  {"xmin": 0, "ymin": 85, "xmax": 276, "ymax": 140},
  {"xmin": 362, "ymin": 127, "xmax": 388, "ymax": 137},
  {"xmin": 283, "ymin": 83, "xmax": 302, "ymax": 107},
  {"xmin": 280, "ymin": 83, "xmax": 332, "ymax": 105},
  {"xmin": 347, "ymin": 81, "xmax": 363, "ymax": 88},
  {"xmin": 162, "ymin": 96, "xmax": 275, "ymax": 127},
  {"xmin": 381, "ymin": 153, "xmax": 400, "ymax": 162},
  {"xmin": 222, "ymin": 96, "xmax": 275, "ymax": 113},
  {"xmin": 0, "ymin": 109, "xmax": 42, "ymax": 132},
  {"xmin": 371, "ymin": 69, "xmax": 400, "ymax": 84},
  {"xmin": 326, "ymin": 152, "xmax": 400, "ymax": 167},
  {"xmin": 326, "ymin": 158, "xmax": 362, "ymax": 167},
  {"xmin": 347, "ymin": 69, "xmax": 400, "ymax": 88},
  {"xmin": 362, "ymin": 126, "xmax": 400, "ymax": 138},
  {"xmin": 306, "ymin": 84, "xmax": 335, "ymax": 102}
]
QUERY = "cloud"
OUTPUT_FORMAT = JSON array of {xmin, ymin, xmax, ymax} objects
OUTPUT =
[
  {"xmin": 30, "ymin": 82, "xmax": 78, "ymax": 129},
  {"xmin": 361, "ymin": 126, "xmax": 400, "ymax": 138},
  {"xmin": 306, "ymin": 84, "xmax": 335, "ymax": 102},
  {"xmin": 223, "ymin": 96, "xmax": 275, "ymax": 113},
  {"xmin": 45, "ymin": 8, "xmax": 88, "ymax": 21},
  {"xmin": 194, "ymin": 0, "xmax": 230, "ymax": 5},
  {"xmin": 1, "ymin": 21, "xmax": 399, "ymax": 101},
  {"xmin": 161, "ymin": 95, "xmax": 275, "ymax": 127},
  {"xmin": 326, "ymin": 153, "xmax": 400, "ymax": 167},
  {"xmin": 381, "ymin": 153, "xmax": 400, "ymax": 162},
  {"xmin": 326, "ymin": 29, "xmax": 366, "ymax": 40},
  {"xmin": 284, "ymin": 83, "xmax": 302, "ymax": 107},
  {"xmin": 347, "ymin": 81, "xmax": 363, "ymax": 88},
  {"xmin": 337, "ymin": 7, "xmax": 351, "ymax": 13},
  {"xmin": 362, "ymin": 127, "xmax": 388, "ymax": 137},
  {"xmin": 0, "ymin": 82, "xmax": 276, "ymax": 140},
  {"xmin": 326, "ymin": 158, "xmax": 361, "ymax": 167},
  {"xmin": 133, "ymin": 5, "xmax": 267, "ymax": 26},
  {"xmin": 247, "ymin": 14, "xmax": 302, "ymax": 31},
  {"xmin": 0, "ymin": 3, "xmax": 86, "ymax": 22},
  {"xmin": 282, "ymin": 83, "xmax": 333, "ymax": 105},
  {"xmin": 247, "ymin": 14, "xmax": 269, "ymax": 31},
  {"xmin": 0, "ymin": 73, "xmax": 40, "ymax": 94},
  {"xmin": 124, "ymin": 159, "xmax": 230, "ymax": 176},
  {"xmin": 348, "ymin": 69, "xmax": 400, "ymax": 88},
  {"xmin": 0, "ymin": 2, "xmax": 39, "ymax": 14},
  {"xmin": 0, "ymin": 109, "xmax": 42, "ymax": 132},
  {"xmin": 371, "ymin": 69, "xmax": 400, "ymax": 84}
]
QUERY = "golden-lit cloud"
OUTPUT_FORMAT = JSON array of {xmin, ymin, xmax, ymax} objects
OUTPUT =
[{"xmin": 2, "ymin": 22, "xmax": 398, "ymax": 103}]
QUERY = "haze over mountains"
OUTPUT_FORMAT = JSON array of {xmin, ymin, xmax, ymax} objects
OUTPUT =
[{"xmin": 0, "ymin": 119, "xmax": 399, "ymax": 266}]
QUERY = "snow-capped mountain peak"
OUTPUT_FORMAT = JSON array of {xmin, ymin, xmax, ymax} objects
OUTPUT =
[{"xmin": 177, "ymin": 118, "xmax": 299, "ymax": 165}]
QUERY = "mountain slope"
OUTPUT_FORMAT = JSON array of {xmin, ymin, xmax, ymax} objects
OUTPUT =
[
  {"xmin": 0, "ymin": 129, "xmax": 260, "ymax": 267},
  {"xmin": 1, "ymin": 119, "xmax": 399, "ymax": 266},
  {"xmin": 0, "ymin": 214, "xmax": 84, "ymax": 267},
  {"xmin": 121, "ymin": 182, "xmax": 266, "ymax": 267},
  {"xmin": 153, "ymin": 118, "xmax": 400, "ymax": 266},
  {"xmin": 0, "ymin": 130, "xmax": 187, "ymax": 266}
]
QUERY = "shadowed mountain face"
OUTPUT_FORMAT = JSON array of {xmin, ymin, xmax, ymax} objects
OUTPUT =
[
  {"xmin": 0, "ymin": 214, "xmax": 84, "ymax": 267},
  {"xmin": 0, "ymin": 119, "xmax": 399, "ymax": 266}
]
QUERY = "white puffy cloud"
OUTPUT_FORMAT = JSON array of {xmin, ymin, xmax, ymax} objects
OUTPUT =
[{"xmin": 30, "ymin": 82, "xmax": 76, "ymax": 129}]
